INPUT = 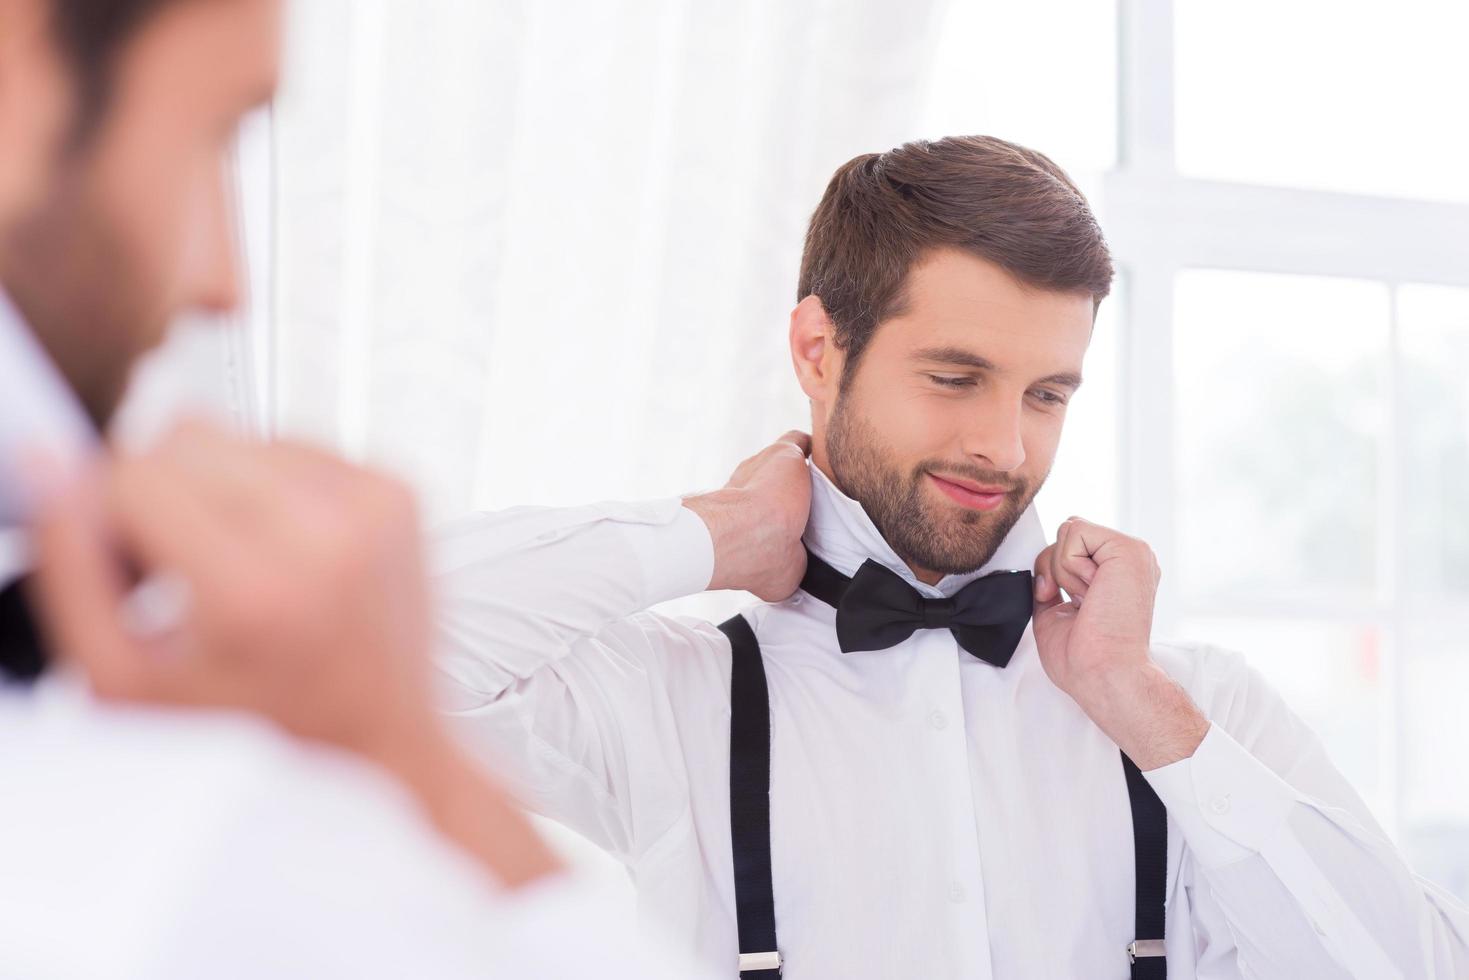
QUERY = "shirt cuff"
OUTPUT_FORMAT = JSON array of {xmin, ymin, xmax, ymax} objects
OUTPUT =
[
  {"xmin": 1143, "ymin": 722, "xmax": 1304, "ymax": 869},
  {"xmin": 613, "ymin": 498, "xmax": 715, "ymax": 606}
]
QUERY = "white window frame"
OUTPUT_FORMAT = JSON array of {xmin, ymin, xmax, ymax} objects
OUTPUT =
[{"xmin": 1102, "ymin": 0, "xmax": 1469, "ymax": 839}]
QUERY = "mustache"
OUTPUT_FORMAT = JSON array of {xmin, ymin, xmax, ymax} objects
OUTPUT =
[{"xmin": 917, "ymin": 461, "xmax": 1025, "ymax": 494}]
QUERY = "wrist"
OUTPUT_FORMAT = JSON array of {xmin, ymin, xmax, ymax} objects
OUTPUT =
[
  {"xmin": 682, "ymin": 488, "xmax": 748, "ymax": 592},
  {"xmin": 683, "ymin": 478, "xmax": 808, "ymax": 601},
  {"xmin": 356, "ymin": 712, "xmax": 465, "ymax": 813},
  {"xmin": 1072, "ymin": 661, "xmax": 1210, "ymax": 771},
  {"xmin": 369, "ymin": 720, "xmax": 563, "ymax": 888}
]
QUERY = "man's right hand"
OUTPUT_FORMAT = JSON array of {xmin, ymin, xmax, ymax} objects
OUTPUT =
[
  {"xmin": 30, "ymin": 421, "xmax": 440, "ymax": 760},
  {"xmin": 683, "ymin": 430, "xmax": 812, "ymax": 602},
  {"xmin": 29, "ymin": 420, "xmax": 560, "ymax": 887}
]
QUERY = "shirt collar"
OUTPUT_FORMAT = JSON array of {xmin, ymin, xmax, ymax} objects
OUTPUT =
[{"xmin": 801, "ymin": 460, "xmax": 1046, "ymax": 599}]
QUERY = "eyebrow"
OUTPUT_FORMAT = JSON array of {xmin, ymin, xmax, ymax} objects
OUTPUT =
[{"xmin": 912, "ymin": 346, "xmax": 1084, "ymax": 390}]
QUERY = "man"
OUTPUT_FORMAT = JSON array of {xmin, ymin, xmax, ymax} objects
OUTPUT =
[
  {"xmin": 434, "ymin": 136, "xmax": 1469, "ymax": 978},
  {"xmin": 0, "ymin": 1, "xmax": 705, "ymax": 976}
]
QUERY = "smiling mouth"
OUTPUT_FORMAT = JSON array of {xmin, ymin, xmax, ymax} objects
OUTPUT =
[{"xmin": 926, "ymin": 472, "xmax": 1011, "ymax": 512}]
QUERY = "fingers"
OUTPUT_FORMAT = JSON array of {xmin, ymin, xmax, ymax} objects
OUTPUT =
[
  {"xmin": 1034, "ymin": 525, "xmax": 1079, "ymax": 605},
  {"xmin": 1031, "ymin": 542, "xmax": 1066, "ymax": 610},
  {"xmin": 106, "ymin": 450, "xmax": 246, "ymax": 579},
  {"xmin": 1053, "ymin": 517, "xmax": 1100, "ymax": 601},
  {"xmin": 1040, "ymin": 516, "xmax": 1162, "ymax": 607},
  {"xmin": 1034, "ymin": 517, "xmax": 1099, "ymax": 606},
  {"xmin": 727, "ymin": 430, "xmax": 812, "ymax": 487},
  {"xmin": 776, "ymin": 430, "xmax": 813, "ymax": 457},
  {"xmin": 110, "ymin": 424, "xmax": 390, "ymax": 578},
  {"xmin": 154, "ymin": 423, "xmax": 347, "ymax": 536},
  {"xmin": 29, "ymin": 474, "xmax": 153, "ymax": 699}
]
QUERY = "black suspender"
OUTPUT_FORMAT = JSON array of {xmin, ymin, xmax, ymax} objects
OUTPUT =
[
  {"xmin": 717, "ymin": 613, "xmax": 1169, "ymax": 979},
  {"xmin": 1123, "ymin": 753, "xmax": 1169, "ymax": 979},
  {"xmin": 722, "ymin": 614, "xmax": 783, "ymax": 979}
]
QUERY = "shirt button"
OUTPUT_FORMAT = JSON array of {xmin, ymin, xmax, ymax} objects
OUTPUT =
[
  {"xmin": 1209, "ymin": 795, "xmax": 1231, "ymax": 815},
  {"xmin": 948, "ymin": 881, "xmax": 966, "ymax": 904},
  {"xmin": 928, "ymin": 709, "xmax": 948, "ymax": 731}
]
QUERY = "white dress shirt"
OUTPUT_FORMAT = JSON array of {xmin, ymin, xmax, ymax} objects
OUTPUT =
[
  {"xmin": 0, "ymin": 290, "xmax": 707, "ymax": 980},
  {"xmin": 433, "ymin": 464, "xmax": 1469, "ymax": 979},
  {"xmin": 0, "ymin": 681, "xmax": 715, "ymax": 980}
]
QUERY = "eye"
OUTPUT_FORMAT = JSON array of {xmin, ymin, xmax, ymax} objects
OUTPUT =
[
  {"xmin": 927, "ymin": 374, "xmax": 976, "ymax": 389},
  {"xmin": 1030, "ymin": 388, "xmax": 1067, "ymax": 406}
]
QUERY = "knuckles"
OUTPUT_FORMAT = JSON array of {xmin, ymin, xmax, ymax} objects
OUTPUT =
[{"xmin": 1053, "ymin": 519, "xmax": 1163, "ymax": 587}]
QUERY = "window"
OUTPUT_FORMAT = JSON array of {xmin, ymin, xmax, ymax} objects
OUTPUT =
[
  {"xmin": 1174, "ymin": 270, "xmax": 1388, "ymax": 603},
  {"xmin": 1110, "ymin": 0, "xmax": 1469, "ymax": 897},
  {"xmin": 1175, "ymin": 0, "xmax": 1469, "ymax": 203}
]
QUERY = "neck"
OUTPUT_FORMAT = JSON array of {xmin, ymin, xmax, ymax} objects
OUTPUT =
[{"xmin": 910, "ymin": 563, "xmax": 944, "ymax": 587}]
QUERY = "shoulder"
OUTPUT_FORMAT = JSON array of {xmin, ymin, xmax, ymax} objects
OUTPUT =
[
  {"xmin": 0, "ymin": 685, "xmax": 496, "ymax": 977},
  {"xmin": 0, "ymin": 680, "xmax": 453, "ymax": 866}
]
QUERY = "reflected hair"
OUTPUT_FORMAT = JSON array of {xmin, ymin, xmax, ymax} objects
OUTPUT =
[
  {"xmin": 798, "ymin": 135, "xmax": 1114, "ymax": 384},
  {"xmin": 48, "ymin": 0, "xmax": 186, "ymax": 143}
]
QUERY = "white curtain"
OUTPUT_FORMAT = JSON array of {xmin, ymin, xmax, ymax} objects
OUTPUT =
[{"xmin": 267, "ymin": 0, "xmax": 953, "ymax": 525}]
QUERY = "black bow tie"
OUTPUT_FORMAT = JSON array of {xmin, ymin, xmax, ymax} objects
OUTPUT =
[
  {"xmin": 799, "ymin": 550, "xmax": 1034, "ymax": 668},
  {"xmin": 0, "ymin": 576, "xmax": 48, "ymax": 684}
]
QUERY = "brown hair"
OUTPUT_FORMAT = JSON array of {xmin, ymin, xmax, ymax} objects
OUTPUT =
[
  {"xmin": 49, "ymin": 0, "xmax": 184, "ymax": 141},
  {"xmin": 798, "ymin": 135, "xmax": 1113, "ymax": 380}
]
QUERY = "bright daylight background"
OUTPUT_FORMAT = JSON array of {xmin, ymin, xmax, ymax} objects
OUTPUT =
[{"xmin": 116, "ymin": 0, "xmax": 1469, "ymax": 909}]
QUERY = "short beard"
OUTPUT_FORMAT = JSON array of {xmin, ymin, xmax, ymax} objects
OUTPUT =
[
  {"xmin": 825, "ymin": 392, "xmax": 1040, "ymax": 576},
  {"xmin": 0, "ymin": 161, "xmax": 154, "ymax": 430}
]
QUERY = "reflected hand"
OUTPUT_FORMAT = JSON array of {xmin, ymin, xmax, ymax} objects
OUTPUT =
[{"xmin": 30, "ymin": 420, "xmax": 559, "ymax": 885}]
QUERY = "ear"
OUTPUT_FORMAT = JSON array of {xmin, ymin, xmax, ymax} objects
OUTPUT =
[{"xmin": 789, "ymin": 295, "xmax": 844, "ymax": 406}]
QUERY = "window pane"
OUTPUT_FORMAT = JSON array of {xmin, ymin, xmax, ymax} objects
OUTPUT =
[
  {"xmin": 1400, "ymin": 285, "xmax": 1469, "ymax": 598},
  {"xmin": 1036, "ymin": 277, "xmax": 1121, "ymax": 533},
  {"xmin": 1401, "ymin": 619, "xmax": 1469, "ymax": 901},
  {"xmin": 920, "ymin": 0, "xmax": 1117, "ymax": 177},
  {"xmin": 1174, "ymin": 270, "xmax": 1389, "ymax": 601},
  {"xmin": 1180, "ymin": 617, "xmax": 1385, "ymax": 820},
  {"xmin": 1175, "ymin": 0, "xmax": 1469, "ymax": 203}
]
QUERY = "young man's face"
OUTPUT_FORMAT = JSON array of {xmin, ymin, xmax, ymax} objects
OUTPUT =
[
  {"xmin": 0, "ymin": 0, "xmax": 281, "ymax": 428},
  {"xmin": 0, "ymin": 0, "xmax": 69, "ymax": 228},
  {"xmin": 803, "ymin": 248, "xmax": 1096, "ymax": 580}
]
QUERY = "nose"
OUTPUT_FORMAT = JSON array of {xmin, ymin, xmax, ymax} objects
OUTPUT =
[
  {"xmin": 959, "ymin": 390, "xmax": 1026, "ymax": 473},
  {"xmin": 189, "ymin": 160, "xmax": 242, "ymax": 315}
]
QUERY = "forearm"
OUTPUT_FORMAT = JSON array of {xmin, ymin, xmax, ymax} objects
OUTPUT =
[
  {"xmin": 1070, "ymin": 661, "xmax": 1211, "ymax": 771},
  {"xmin": 373, "ymin": 723, "xmax": 562, "ymax": 890}
]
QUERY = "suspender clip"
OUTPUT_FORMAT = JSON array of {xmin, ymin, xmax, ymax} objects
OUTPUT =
[
  {"xmin": 738, "ymin": 950, "xmax": 782, "ymax": 973},
  {"xmin": 1128, "ymin": 939, "xmax": 1166, "ymax": 962}
]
